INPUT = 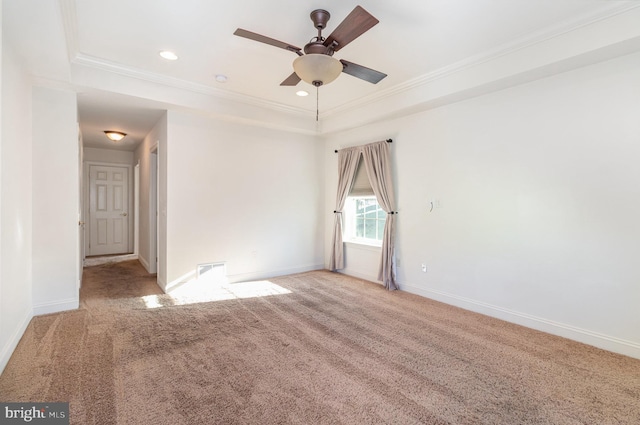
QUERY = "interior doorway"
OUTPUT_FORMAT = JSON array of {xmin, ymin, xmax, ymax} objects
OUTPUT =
[
  {"xmin": 86, "ymin": 163, "xmax": 132, "ymax": 256},
  {"xmin": 148, "ymin": 147, "xmax": 158, "ymax": 274}
]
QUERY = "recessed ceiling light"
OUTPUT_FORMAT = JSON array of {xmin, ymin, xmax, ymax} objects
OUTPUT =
[
  {"xmin": 215, "ymin": 74, "xmax": 228, "ymax": 83},
  {"xmin": 159, "ymin": 50, "xmax": 178, "ymax": 61},
  {"xmin": 296, "ymin": 90, "xmax": 309, "ymax": 97}
]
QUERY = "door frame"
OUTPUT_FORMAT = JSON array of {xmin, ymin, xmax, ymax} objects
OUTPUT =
[
  {"xmin": 148, "ymin": 144, "xmax": 158, "ymax": 274},
  {"xmin": 84, "ymin": 161, "xmax": 134, "ymax": 256},
  {"xmin": 78, "ymin": 126, "xmax": 84, "ymax": 286}
]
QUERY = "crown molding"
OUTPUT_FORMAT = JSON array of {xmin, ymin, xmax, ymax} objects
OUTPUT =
[
  {"xmin": 57, "ymin": 0, "xmax": 314, "ymax": 120},
  {"xmin": 321, "ymin": 2, "xmax": 640, "ymax": 121},
  {"xmin": 31, "ymin": 75, "xmax": 78, "ymax": 92},
  {"xmin": 70, "ymin": 54, "xmax": 312, "ymax": 118},
  {"xmin": 58, "ymin": 0, "xmax": 79, "ymax": 62},
  {"xmin": 58, "ymin": 1, "xmax": 640, "ymax": 133}
]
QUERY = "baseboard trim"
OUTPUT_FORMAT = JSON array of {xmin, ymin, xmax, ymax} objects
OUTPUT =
[
  {"xmin": 32, "ymin": 298, "xmax": 79, "ymax": 316},
  {"xmin": 401, "ymin": 284, "xmax": 640, "ymax": 360},
  {"xmin": 227, "ymin": 264, "xmax": 324, "ymax": 283},
  {"xmin": 84, "ymin": 253, "xmax": 137, "ymax": 267},
  {"xmin": 0, "ymin": 308, "xmax": 33, "ymax": 374},
  {"xmin": 138, "ymin": 255, "xmax": 151, "ymax": 272},
  {"xmin": 339, "ymin": 269, "xmax": 383, "ymax": 285},
  {"xmin": 157, "ymin": 275, "xmax": 168, "ymax": 292}
]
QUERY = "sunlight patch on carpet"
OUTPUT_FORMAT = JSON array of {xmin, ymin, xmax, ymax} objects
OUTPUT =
[{"xmin": 141, "ymin": 279, "xmax": 292, "ymax": 309}]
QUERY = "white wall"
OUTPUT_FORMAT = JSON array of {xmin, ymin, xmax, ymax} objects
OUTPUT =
[
  {"xmin": 324, "ymin": 52, "xmax": 640, "ymax": 359},
  {"xmin": 164, "ymin": 110, "xmax": 324, "ymax": 289},
  {"xmin": 31, "ymin": 86, "xmax": 79, "ymax": 314},
  {"xmin": 0, "ymin": 26, "xmax": 34, "ymax": 373}
]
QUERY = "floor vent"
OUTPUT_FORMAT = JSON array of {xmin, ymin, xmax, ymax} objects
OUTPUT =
[{"xmin": 197, "ymin": 262, "xmax": 226, "ymax": 283}]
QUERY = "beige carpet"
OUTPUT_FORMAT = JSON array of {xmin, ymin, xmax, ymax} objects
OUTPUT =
[{"xmin": 1, "ymin": 261, "xmax": 639, "ymax": 424}]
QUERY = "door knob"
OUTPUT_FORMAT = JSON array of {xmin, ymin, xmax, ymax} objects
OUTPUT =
[{"xmin": 121, "ymin": 212, "xmax": 128, "ymax": 217}]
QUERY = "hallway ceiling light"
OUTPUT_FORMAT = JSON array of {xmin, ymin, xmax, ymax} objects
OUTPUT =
[{"xmin": 104, "ymin": 131, "xmax": 127, "ymax": 142}]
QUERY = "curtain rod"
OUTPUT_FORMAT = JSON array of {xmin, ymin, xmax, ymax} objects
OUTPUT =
[{"xmin": 334, "ymin": 139, "xmax": 392, "ymax": 153}]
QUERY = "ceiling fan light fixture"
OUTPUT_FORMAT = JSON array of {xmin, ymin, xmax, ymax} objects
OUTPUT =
[
  {"xmin": 104, "ymin": 131, "xmax": 127, "ymax": 142},
  {"xmin": 293, "ymin": 54, "xmax": 342, "ymax": 86}
]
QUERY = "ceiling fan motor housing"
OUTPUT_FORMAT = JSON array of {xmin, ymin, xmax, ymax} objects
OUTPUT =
[{"xmin": 304, "ymin": 41, "xmax": 334, "ymax": 55}]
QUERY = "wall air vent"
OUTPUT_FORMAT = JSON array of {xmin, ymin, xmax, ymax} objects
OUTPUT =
[{"xmin": 197, "ymin": 262, "xmax": 227, "ymax": 283}]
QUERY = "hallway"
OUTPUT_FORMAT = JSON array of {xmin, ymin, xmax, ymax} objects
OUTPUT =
[{"xmin": 80, "ymin": 260, "xmax": 162, "ymax": 310}]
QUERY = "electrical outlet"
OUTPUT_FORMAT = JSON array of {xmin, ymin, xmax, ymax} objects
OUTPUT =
[{"xmin": 421, "ymin": 263, "xmax": 427, "ymax": 273}]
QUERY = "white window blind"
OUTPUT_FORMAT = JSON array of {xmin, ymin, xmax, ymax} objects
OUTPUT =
[{"xmin": 350, "ymin": 157, "xmax": 374, "ymax": 196}]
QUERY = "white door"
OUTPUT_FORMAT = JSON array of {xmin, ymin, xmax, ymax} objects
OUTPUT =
[{"xmin": 88, "ymin": 165, "xmax": 129, "ymax": 256}]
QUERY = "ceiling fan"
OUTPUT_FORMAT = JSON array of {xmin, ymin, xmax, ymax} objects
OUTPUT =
[{"xmin": 234, "ymin": 5, "xmax": 387, "ymax": 88}]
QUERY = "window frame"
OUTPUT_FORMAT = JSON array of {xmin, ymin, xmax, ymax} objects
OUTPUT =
[{"xmin": 343, "ymin": 195, "xmax": 386, "ymax": 247}]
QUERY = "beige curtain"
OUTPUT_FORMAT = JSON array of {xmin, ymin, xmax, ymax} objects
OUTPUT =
[
  {"xmin": 329, "ymin": 147, "xmax": 361, "ymax": 271},
  {"xmin": 362, "ymin": 141, "xmax": 398, "ymax": 290}
]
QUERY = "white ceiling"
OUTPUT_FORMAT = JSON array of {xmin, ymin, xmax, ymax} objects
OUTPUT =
[{"xmin": 3, "ymin": 0, "xmax": 638, "ymax": 150}]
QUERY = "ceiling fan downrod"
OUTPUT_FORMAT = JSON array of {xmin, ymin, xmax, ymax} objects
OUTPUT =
[
  {"xmin": 305, "ymin": 9, "xmax": 338, "ymax": 56},
  {"xmin": 308, "ymin": 10, "xmax": 329, "ymax": 118}
]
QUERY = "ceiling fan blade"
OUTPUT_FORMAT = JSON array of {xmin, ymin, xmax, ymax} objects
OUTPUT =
[
  {"xmin": 340, "ymin": 59, "xmax": 387, "ymax": 84},
  {"xmin": 280, "ymin": 72, "xmax": 301, "ymax": 86},
  {"xmin": 234, "ymin": 29, "xmax": 302, "ymax": 55},
  {"xmin": 324, "ymin": 6, "xmax": 379, "ymax": 52}
]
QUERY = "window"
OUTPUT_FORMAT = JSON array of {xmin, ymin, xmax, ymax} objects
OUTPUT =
[
  {"xmin": 344, "ymin": 195, "xmax": 386, "ymax": 246},
  {"xmin": 343, "ymin": 156, "xmax": 386, "ymax": 246}
]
